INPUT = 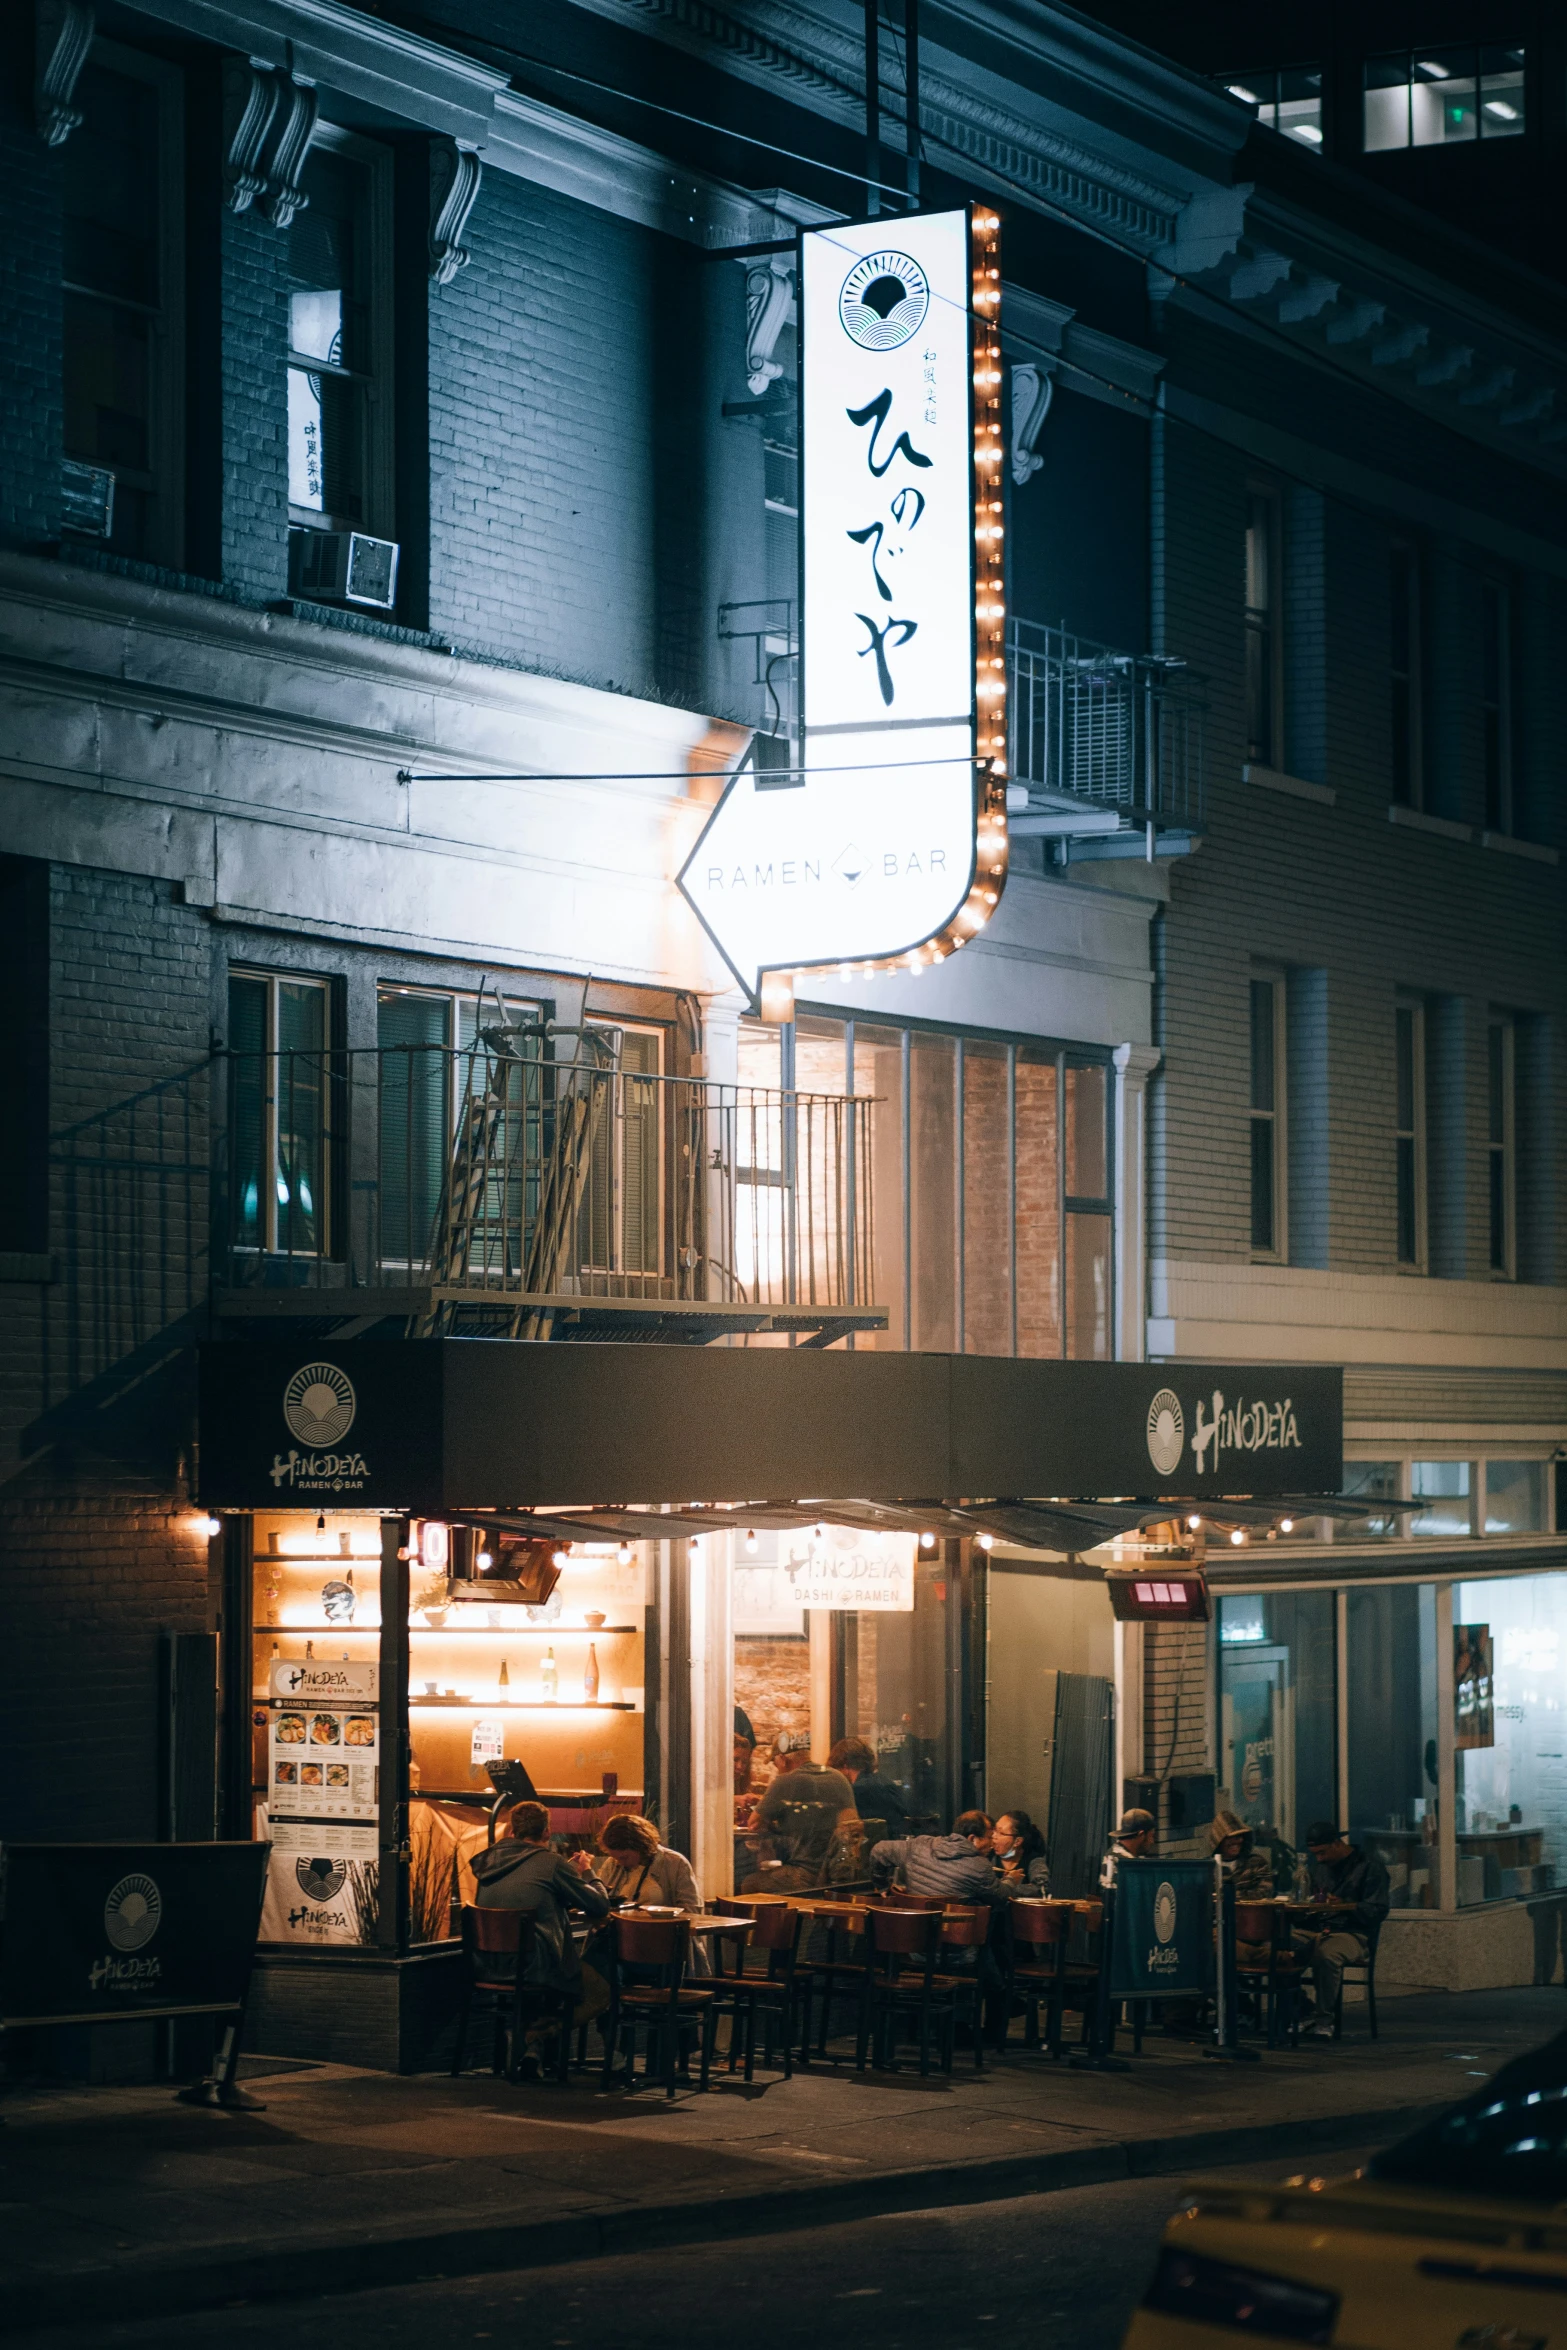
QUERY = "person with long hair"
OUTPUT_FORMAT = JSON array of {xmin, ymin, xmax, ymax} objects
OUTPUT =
[{"xmin": 992, "ymin": 1809, "xmax": 1050, "ymax": 1890}]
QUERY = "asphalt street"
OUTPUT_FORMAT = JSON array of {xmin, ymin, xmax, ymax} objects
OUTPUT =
[{"xmin": 13, "ymin": 2149, "xmax": 1376, "ymax": 2350}]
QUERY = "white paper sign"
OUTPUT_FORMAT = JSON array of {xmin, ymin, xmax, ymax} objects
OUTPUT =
[
  {"xmin": 680, "ymin": 210, "xmax": 989, "ymax": 998},
  {"xmin": 737, "ymin": 1524, "xmax": 916, "ymax": 1614},
  {"xmin": 471, "ymin": 1716, "xmax": 505, "ymax": 1767},
  {"xmin": 270, "ymin": 1657, "xmax": 378, "ymax": 1704},
  {"xmin": 260, "ymin": 1818, "xmax": 379, "ymax": 1946}
]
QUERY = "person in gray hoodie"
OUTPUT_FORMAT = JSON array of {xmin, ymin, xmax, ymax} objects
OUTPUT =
[
  {"xmin": 469, "ymin": 1799, "xmax": 612, "ymax": 2001},
  {"xmin": 869, "ymin": 1810, "xmax": 1007, "ymax": 1906}
]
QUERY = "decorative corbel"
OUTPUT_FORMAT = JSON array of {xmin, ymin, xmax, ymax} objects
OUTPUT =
[
  {"xmin": 1010, "ymin": 361, "xmax": 1055, "ymax": 486},
  {"xmin": 223, "ymin": 57, "xmax": 284, "ymax": 213},
  {"xmin": 428, "ymin": 138, "xmax": 482, "ymax": 286},
  {"xmin": 34, "ymin": 0, "xmax": 95, "ymax": 147},
  {"xmin": 744, "ymin": 257, "xmax": 795, "ymax": 398},
  {"xmin": 261, "ymin": 75, "xmax": 318, "ymax": 229}
]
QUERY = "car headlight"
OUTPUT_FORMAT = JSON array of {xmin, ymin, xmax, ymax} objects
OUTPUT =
[{"xmin": 1142, "ymin": 2248, "xmax": 1340, "ymax": 2343}]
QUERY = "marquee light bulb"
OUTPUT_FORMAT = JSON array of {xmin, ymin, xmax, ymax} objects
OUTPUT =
[
  {"xmin": 1187, "ymin": 1514, "xmax": 1202, "ymax": 1531},
  {"xmin": 1230, "ymin": 1528, "xmax": 1246, "ymax": 1546},
  {"xmin": 1279, "ymin": 1517, "xmax": 1295, "ymax": 1534},
  {"xmin": 920, "ymin": 1530, "xmax": 937, "ymax": 1550},
  {"xmin": 616, "ymin": 1540, "xmax": 632, "ymax": 1566}
]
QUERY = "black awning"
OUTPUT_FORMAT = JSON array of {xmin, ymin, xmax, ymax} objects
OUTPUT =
[{"xmin": 198, "ymin": 1338, "xmax": 1343, "ymax": 1512}]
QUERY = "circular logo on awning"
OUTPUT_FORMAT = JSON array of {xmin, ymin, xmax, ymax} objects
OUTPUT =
[
  {"xmin": 1146, "ymin": 1388, "xmax": 1185, "ymax": 1477},
  {"xmin": 839, "ymin": 249, "xmax": 929, "ymax": 350},
  {"xmin": 1153, "ymin": 1881, "xmax": 1177, "ymax": 1945},
  {"xmin": 283, "ymin": 1362, "xmax": 356, "ymax": 1448},
  {"xmin": 104, "ymin": 1872, "xmax": 162, "ymax": 1951},
  {"xmin": 296, "ymin": 1856, "xmax": 347, "ymax": 1904}
]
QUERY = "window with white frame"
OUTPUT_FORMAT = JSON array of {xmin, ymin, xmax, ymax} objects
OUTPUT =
[
  {"xmin": 1249, "ymin": 973, "xmax": 1286, "ymax": 1258},
  {"xmin": 1363, "ymin": 46, "xmax": 1525, "ymax": 151},
  {"xmin": 286, "ymin": 128, "xmax": 394, "ymax": 538},
  {"xmin": 1244, "ymin": 487, "xmax": 1283, "ymax": 768},
  {"xmin": 1395, "ymin": 999, "xmax": 1427, "ymax": 1269},
  {"xmin": 1488, "ymin": 1013, "xmax": 1515, "ymax": 1277},
  {"xmin": 61, "ymin": 43, "xmax": 185, "ymax": 565},
  {"xmin": 228, "ymin": 970, "xmax": 335, "ymax": 1257}
]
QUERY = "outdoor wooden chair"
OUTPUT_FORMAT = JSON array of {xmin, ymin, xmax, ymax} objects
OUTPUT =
[
  {"xmin": 855, "ymin": 1906, "xmax": 957, "ymax": 2075},
  {"xmin": 705, "ymin": 1902, "xmax": 809, "ymax": 2079},
  {"xmin": 601, "ymin": 1914, "xmax": 716, "ymax": 2097},
  {"xmin": 451, "ymin": 1907, "xmax": 574, "ymax": 2084}
]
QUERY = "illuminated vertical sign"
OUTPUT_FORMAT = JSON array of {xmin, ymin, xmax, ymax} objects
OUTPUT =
[{"xmin": 679, "ymin": 207, "xmax": 1008, "ymax": 1004}]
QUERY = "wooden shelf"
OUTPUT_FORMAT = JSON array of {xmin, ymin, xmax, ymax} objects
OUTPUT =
[
  {"xmin": 253, "ymin": 1624, "xmax": 637, "ymax": 1636},
  {"xmin": 410, "ymin": 1697, "xmax": 636, "ymax": 1711}
]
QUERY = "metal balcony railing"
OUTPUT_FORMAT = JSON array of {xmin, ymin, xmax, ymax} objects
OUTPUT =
[
  {"xmin": 217, "ymin": 1041, "xmax": 877, "ymax": 1327},
  {"xmin": 1008, "ymin": 619, "xmax": 1206, "ymax": 835}
]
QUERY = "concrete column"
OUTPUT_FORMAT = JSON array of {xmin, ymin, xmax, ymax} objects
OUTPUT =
[{"xmin": 1112, "ymin": 1043, "xmax": 1161, "ymax": 1362}]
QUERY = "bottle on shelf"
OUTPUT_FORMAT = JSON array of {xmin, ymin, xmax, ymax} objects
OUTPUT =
[
  {"xmin": 584, "ymin": 1643, "xmax": 600, "ymax": 1703},
  {"xmin": 499, "ymin": 1658, "xmax": 511, "ymax": 1697},
  {"xmin": 305, "ymin": 1640, "xmax": 315, "ymax": 1661},
  {"xmin": 541, "ymin": 1647, "xmax": 558, "ymax": 1701}
]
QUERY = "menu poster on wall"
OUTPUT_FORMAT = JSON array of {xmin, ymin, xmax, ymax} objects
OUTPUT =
[
  {"xmin": 269, "ymin": 1656, "xmax": 378, "ymax": 1820},
  {"xmin": 261, "ymin": 1819, "xmax": 378, "ymax": 1947},
  {"xmin": 1455, "ymin": 1623, "xmax": 1495, "ymax": 1750}
]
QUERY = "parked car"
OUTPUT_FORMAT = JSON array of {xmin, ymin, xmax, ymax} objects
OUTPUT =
[{"xmin": 1124, "ymin": 2029, "xmax": 1567, "ymax": 2346}]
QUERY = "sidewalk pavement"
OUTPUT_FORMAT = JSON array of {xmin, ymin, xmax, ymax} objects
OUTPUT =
[{"xmin": 2, "ymin": 1986, "xmax": 1561, "ymax": 2331}]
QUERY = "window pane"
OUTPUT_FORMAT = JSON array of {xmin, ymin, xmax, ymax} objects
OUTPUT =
[
  {"xmin": 62, "ymin": 67, "xmax": 161, "ymax": 305},
  {"xmin": 1488, "ymin": 1024, "xmax": 1506, "ymax": 1144},
  {"xmin": 286, "ymin": 150, "xmax": 374, "ymax": 525},
  {"xmin": 1364, "ymin": 79, "xmax": 1408, "ymax": 151},
  {"xmin": 1065, "ymin": 1211, "xmax": 1111, "ymax": 1359},
  {"xmin": 1278, "ymin": 67, "xmax": 1323, "ymax": 149},
  {"xmin": 1485, "ymin": 1460, "xmax": 1544, "ymax": 1535},
  {"xmin": 228, "ymin": 976, "xmax": 267, "ymax": 1252},
  {"xmin": 377, "ymin": 992, "xmax": 450, "ymax": 1269},
  {"xmin": 1249, "ymin": 981, "xmax": 1275, "ymax": 1111},
  {"xmin": 1250, "ymin": 1117, "xmax": 1275, "ymax": 1253},
  {"xmin": 1347, "ymin": 1583, "xmax": 1439, "ymax": 1906},
  {"xmin": 63, "ymin": 294, "xmax": 151, "ymax": 475},
  {"xmin": 854, "ymin": 1024, "xmax": 905, "ymax": 1351},
  {"xmin": 619, "ymin": 1031, "xmax": 661, "ymax": 1276},
  {"xmin": 1065, "ymin": 1062, "xmax": 1108, "ymax": 1199},
  {"xmin": 1480, "ymin": 51, "xmax": 1525, "ymax": 137},
  {"xmin": 1336, "ymin": 1459, "xmax": 1402, "ymax": 1541},
  {"xmin": 1395, "ymin": 1007, "xmax": 1415, "ymax": 1132},
  {"xmin": 1396, "ymin": 1135, "xmax": 1418, "ymax": 1263},
  {"xmin": 910, "ymin": 1034, "xmax": 956, "ymax": 1350},
  {"xmin": 287, "ymin": 366, "xmax": 326, "ymax": 513},
  {"xmin": 1411, "ymin": 54, "xmax": 1477, "ymax": 146},
  {"xmin": 275, "ymin": 981, "xmax": 328, "ymax": 1255},
  {"xmin": 1218, "ymin": 1590, "xmax": 1337, "ymax": 1856},
  {"xmin": 1409, "ymin": 1459, "xmax": 1472, "ymax": 1537},
  {"xmin": 1015, "ymin": 1052, "xmax": 1061, "ymax": 1357},
  {"xmin": 961, "ymin": 1042, "xmax": 1010, "ymax": 1355},
  {"xmin": 1455, "ymin": 1572, "xmax": 1565, "ymax": 1906}
]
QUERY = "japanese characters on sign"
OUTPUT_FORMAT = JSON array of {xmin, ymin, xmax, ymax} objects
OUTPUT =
[{"xmin": 678, "ymin": 207, "xmax": 1008, "ymax": 1002}]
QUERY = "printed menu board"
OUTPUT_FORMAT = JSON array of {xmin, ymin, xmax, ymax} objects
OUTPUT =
[
  {"xmin": 261, "ymin": 1819, "xmax": 379, "ymax": 1947},
  {"xmin": 269, "ymin": 1657, "xmax": 378, "ymax": 1821}
]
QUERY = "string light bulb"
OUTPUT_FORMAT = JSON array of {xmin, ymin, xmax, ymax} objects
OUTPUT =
[
  {"xmin": 1279, "ymin": 1517, "xmax": 1295, "ymax": 1534},
  {"xmin": 616, "ymin": 1539, "xmax": 632, "ymax": 1566},
  {"xmin": 1187, "ymin": 1514, "xmax": 1202, "ymax": 1532},
  {"xmin": 977, "ymin": 1532, "xmax": 994, "ymax": 1551},
  {"xmin": 745, "ymin": 1529, "xmax": 758, "ymax": 1555},
  {"xmin": 920, "ymin": 1530, "xmax": 937, "ymax": 1551},
  {"xmin": 1230, "ymin": 1528, "xmax": 1246, "ymax": 1547}
]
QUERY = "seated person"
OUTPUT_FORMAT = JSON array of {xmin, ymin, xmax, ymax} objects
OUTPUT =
[
  {"xmin": 993, "ymin": 1809, "xmax": 1050, "ymax": 1890},
  {"xmin": 733, "ymin": 1707, "xmax": 759, "ymax": 1825},
  {"xmin": 1208, "ymin": 1807, "xmax": 1276, "ymax": 1901},
  {"xmin": 470, "ymin": 1799, "xmax": 612, "ymax": 2071},
  {"xmin": 1294, "ymin": 1819, "xmax": 1390, "ymax": 2039},
  {"xmin": 593, "ymin": 1811, "xmax": 702, "ymax": 1912},
  {"xmin": 869, "ymin": 1810, "xmax": 1007, "ymax": 1906},
  {"xmin": 1101, "ymin": 1806, "xmax": 1157, "ymax": 1886},
  {"xmin": 745, "ymin": 1732, "xmax": 857, "ymax": 1890},
  {"xmin": 826, "ymin": 1736, "xmax": 912, "ymax": 1840}
]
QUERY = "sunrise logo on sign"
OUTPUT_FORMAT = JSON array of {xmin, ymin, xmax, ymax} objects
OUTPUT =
[{"xmin": 283, "ymin": 1362, "xmax": 357, "ymax": 1448}]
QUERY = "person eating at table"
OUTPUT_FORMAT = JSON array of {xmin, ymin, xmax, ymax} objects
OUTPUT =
[
  {"xmin": 1101, "ymin": 1806, "xmax": 1157, "ymax": 1887},
  {"xmin": 1293, "ymin": 1819, "xmax": 1390, "ymax": 2039},
  {"xmin": 869, "ymin": 1809, "xmax": 1008, "ymax": 1907},
  {"xmin": 470, "ymin": 1798, "xmax": 613, "ymax": 2075},
  {"xmin": 826, "ymin": 1736, "xmax": 912, "ymax": 1841},
  {"xmin": 993, "ymin": 1809, "xmax": 1050, "ymax": 1890},
  {"xmin": 592, "ymin": 1811, "xmax": 703, "ymax": 1913}
]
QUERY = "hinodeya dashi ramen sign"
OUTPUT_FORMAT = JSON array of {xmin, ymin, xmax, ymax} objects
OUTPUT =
[{"xmin": 680, "ymin": 207, "xmax": 1009, "ymax": 1003}]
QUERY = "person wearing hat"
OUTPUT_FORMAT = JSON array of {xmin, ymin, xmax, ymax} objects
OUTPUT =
[
  {"xmin": 747, "ymin": 1731, "xmax": 857, "ymax": 1889},
  {"xmin": 1101, "ymin": 1806, "xmax": 1158, "ymax": 1886},
  {"xmin": 1293, "ymin": 1820, "xmax": 1390, "ymax": 2038},
  {"xmin": 1207, "ymin": 1807, "xmax": 1276, "ymax": 1902}
]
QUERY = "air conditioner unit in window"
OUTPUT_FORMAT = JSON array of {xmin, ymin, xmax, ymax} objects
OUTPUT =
[
  {"xmin": 288, "ymin": 527, "xmax": 400, "ymax": 611},
  {"xmin": 61, "ymin": 459, "xmax": 115, "ymax": 540}
]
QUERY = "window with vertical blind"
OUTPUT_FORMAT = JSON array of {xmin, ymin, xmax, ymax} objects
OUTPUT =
[
  {"xmin": 1244, "ymin": 487, "xmax": 1282, "ymax": 768},
  {"xmin": 744, "ymin": 1011, "xmax": 1113, "ymax": 1358},
  {"xmin": 1488, "ymin": 1014, "xmax": 1515, "ymax": 1278},
  {"xmin": 1395, "ymin": 999, "xmax": 1426, "ymax": 1269}
]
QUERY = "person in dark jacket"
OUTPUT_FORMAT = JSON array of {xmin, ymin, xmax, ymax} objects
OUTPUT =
[
  {"xmin": 869, "ymin": 1811, "xmax": 1007, "ymax": 1907},
  {"xmin": 470, "ymin": 1799, "xmax": 612, "ymax": 2005},
  {"xmin": 826, "ymin": 1736, "xmax": 912, "ymax": 1840},
  {"xmin": 750, "ymin": 1733, "xmax": 858, "ymax": 1886},
  {"xmin": 1295, "ymin": 1819, "xmax": 1390, "ymax": 2036}
]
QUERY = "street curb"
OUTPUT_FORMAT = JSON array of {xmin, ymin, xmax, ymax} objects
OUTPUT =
[{"xmin": 11, "ymin": 2098, "xmax": 1445, "ymax": 2331}]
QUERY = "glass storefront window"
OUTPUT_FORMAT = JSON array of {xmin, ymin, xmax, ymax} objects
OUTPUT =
[
  {"xmin": 1455, "ymin": 1572, "xmax": 1567, "ymax": 1905},
  {"xmin": 1485, "ymin": 1461, "xmax": 1546, "ymax": 1535},
  {"xmin": 1347, "ymin": 1583, "xmax": 1439, "ymax": 1907},
  {"xmin": 1410, "ymin": 1461, "xmax": 1474, "ymax": 1537},
  {"xmin": 1218, "ymin": 1590, "xmax": 1336, "ymax": 1864},
  {"xmin": 1336, "ymin": 1460, "xmax": 1403, "ymax": 1540}
]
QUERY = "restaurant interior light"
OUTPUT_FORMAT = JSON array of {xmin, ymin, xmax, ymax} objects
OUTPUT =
[
  {"xmin": 476, "ymin": 1549, "xmax": 493, "ymax": 1568},
  {"xmin": 689, "ymin": 1535, "xmax": 700, "ymax": 1554},
  {"xmin": 550, "ymin": 1548, "xmax": 569, "ymax": 1569},
  {"xmin": 977, "ymin": 1533, "xmax": 994, "ymax": 1551},
  {"xmin": 616, "ymin": 1539, "xmax": 632, "ymax": 1566},
  {"xmin": 194, "ymin": 1514, "xmax": 221, "ymax": 1539},
  {"xmin": 744, "ymin": 1529, "xmax": 758, "ymax": 1555},
  {"xmin": 316, "ymin": 1512, "xmax": 326, "ymax": 1533},
  {"xmin": 920, "ymin": 1530, "xmax": 937, "ymax": 1550},
  {"xmin": 1279, "ymin": 1517, "xmax": 1295, "ymax": 1534},
  {"xmin": 814, "ymin": 1522, "xmax": 826, "ymax": 1541},
  {"xmin": 1230, "ymin": 1528, "xmax": 1246, "ymax": 1546},
  {"xmin": 1187, "ymin": 1514, "xmax": 1202, "ymax": 1531}
]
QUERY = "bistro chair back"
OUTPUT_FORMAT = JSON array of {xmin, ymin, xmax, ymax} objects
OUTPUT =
[
  {"xmin": 602, "ymin": 1913, "xmax": 715, "ymax": 2098},
  {"xmin": 707, "ymin": 1905, "xmax": 806, "ymax": 2082},
  {"xmin": 1234, "ymin": 1902, "xmax": 1277, "ymax": 1949},
  {"xmin": 1010, "ymin": 1901, "xmax": 1070, "ymax": 1949},
  {"xmin": 452, "ymin": 1907, "xmax": 573, "ymax": 2085},
  {"xmin": 871, "ymin": 1907, "xmax": 945, "ymax": 1956},
  {"xmin": 938, "ymin": 1908, "xmax": 991, "ymax": 1950},
  {"xmin": 860, "ymin": 1905, "xmax": 954, "ymax": 2076},
  {"xmin": 875, "ymin": 1890, "xmax": 946, "ymax": 1910},
  {"xmin": 1232, "ymin": 1900, "xmax": 1306, "ymax": 2048},
  {"xmin": 935, "ymin": 1905, "xmax": 992, "ymax": 2070},
  {"xmin": 1333, "ymin": 1924, "xmax": 1381, "ymax": 2042},
  {"xmin": 749, "ymin": 1901, "xmax": 802, "ymax": 1954}
]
